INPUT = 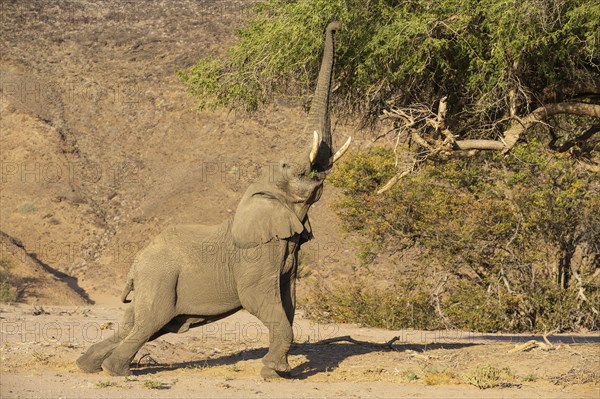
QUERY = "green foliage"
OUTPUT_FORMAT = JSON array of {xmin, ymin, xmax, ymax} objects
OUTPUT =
[
  {"xmin": 178, "ymin": 0, "xmax": 353, "ymax": 111},
  {"xmin": 328, "ymin": 147, "xmax": 397, "ymax": 238},
  {"xmin": 180, "ymin": 0, "xmax": 599, "ymax": 127},
  {"xmin": 142, "ymin": 378, "xmax": 165, "ymax": 389},
  {"xmin": 0, "ymin": 282, "xmax": 18, "ymax": 303},
  {"xmin": 0, "ymin": 259, "xmax": 19, "ymax": 303},
  {"xmin": 17, "ymin": 202, "xmax": 37, "ymax": 214},
  {"xmin": 302, "ymin": 280, "xmax": 442, "ymax": 330},
  {"xmin": 95, "ymin": 380, "xmax": 117, "ymax": 388},
  {"xmin": 521, "ymin": 373, "xmax": 537, "ymax": 382},
  {"xmin": 405, "ymin": 370, "xmax": 418, "ymax": 381},
  {"xmin": 309, "ymin": 141, "xmax": 600, "ymax": 332}
]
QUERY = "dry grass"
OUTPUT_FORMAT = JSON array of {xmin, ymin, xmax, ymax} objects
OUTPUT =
[
  {"xmin": 462, "ymin": 365, "xmax": 513, "ymax": 389},
  {"xmin": 550, "ymin": 368, "xmax": 600, "ymax": 386},
  {"xmin": 421, "ymin": 367, "xmax": 457, "ymax": 385}
]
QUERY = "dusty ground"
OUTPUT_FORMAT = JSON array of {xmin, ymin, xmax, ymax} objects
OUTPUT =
[
  {"xmin": 1, "ymin": 1, "xmax": 599, "ymax": 398},
  {"xmin": 1, "ymin": 303, "xmax": 599, "ymax": 398}
]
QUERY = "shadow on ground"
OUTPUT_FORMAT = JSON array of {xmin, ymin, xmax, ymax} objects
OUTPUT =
[
  {"xmin": 475, "ymin": 334, "xmax": 600, "ymax": 344},
  {"xmin": 131, "ymin": 341, "xmax": 478, "ymax": 379}
]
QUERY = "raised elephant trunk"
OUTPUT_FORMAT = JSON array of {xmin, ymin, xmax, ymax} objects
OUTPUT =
[{"xmin": 302, "ymin": 21, "xmax": 350, "ymax": 172}]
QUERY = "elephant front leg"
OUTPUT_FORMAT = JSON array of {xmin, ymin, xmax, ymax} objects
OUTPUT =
[
  {"xmin": 281, "ymin": 265, "xmax": 297, "ymax": 326},
  {"xmin": 260, "ymin": 258, "xmax": 297, "ymax": 378},
  {"xmin": 240, "ymin": 288, "xmax": 294, "ymax": 378},
  {"xmin": 261, "ymin": 315, "xmax": 294, "ymax": 378}
]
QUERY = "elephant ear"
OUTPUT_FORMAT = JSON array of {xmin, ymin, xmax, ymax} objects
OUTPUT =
[{"xmin": 231, "ymin": 189, "xmax": 304, "ymax": 248}]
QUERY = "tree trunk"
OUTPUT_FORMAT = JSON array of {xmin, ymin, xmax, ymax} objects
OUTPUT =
[{"xmin": 557, "ymin": 241, "xmax": 576, "ymax": 289}]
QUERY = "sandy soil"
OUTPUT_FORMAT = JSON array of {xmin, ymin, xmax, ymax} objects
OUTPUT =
[
  {"xmin": 1, "ymin": 1, "xmax": 599, "ymax": 398},
  {"xmin": 1, "ymin": 303, "xmax": 599, "ymax": 398}
]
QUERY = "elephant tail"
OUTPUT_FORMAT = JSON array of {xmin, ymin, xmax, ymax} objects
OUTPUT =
[{"xmin": 120, "ymin": 277, "xmax": 133, "ymax": 303}]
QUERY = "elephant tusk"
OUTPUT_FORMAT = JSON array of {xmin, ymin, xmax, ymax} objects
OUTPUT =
[
  {"xmin": 309, "ymin": 130, "xmax": 319, "ymax": 164},
  {"xmin": 332, "ymin": 136, "xmax": 352, "ymax": 163}
]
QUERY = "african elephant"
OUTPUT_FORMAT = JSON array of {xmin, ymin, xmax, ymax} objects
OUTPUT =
[{"xmin": 76, "ymin": 21, "xmax": 349, "ymax": 378}]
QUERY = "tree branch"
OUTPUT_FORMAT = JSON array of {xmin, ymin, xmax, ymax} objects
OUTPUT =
[
  {"xmin": 377, "ymin": 101, "xmax": 599, "ymax": 194},
  {"xmin": 501, "ymin": 102, "xmax": 600, "ymax": 151},
  {"xmin": 453, "ymin": 102, "xmax": 600, "ymax": 152},
  {"xmin": 549, "ymin": 124, "xmax": 600, "ymax": 153},
  {"xmin": 432, "ymin": 273, "xmax": 454, "ymax": 328},
  {"xmin": 542, "ymin": 80, "xmax": 600, "ymax": 103},
  {"xmin": 317, "ymin": 335, "xmax": 400, "ymax": 349},
  {"xmin": 454, "ymin": 140, "xmax": 506, "ymax": 151},
  {"xmin": 377, "ymin": 159, "xmax": 421, "ymax": 194}
]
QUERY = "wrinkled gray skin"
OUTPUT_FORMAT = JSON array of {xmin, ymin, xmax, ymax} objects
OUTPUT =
[{"xmin": 76, "ymin": 22, "xmax": 344, "ymax": 379}]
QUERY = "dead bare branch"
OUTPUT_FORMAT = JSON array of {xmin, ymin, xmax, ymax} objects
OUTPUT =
[
  {"xmin": 377, "ymin": 159, "xmax": 421, "ymax": 194},
  {"xmin": 572, "ymin": 269, "xmax": 600, "ymax": 315},
  {"xmin": 411, "ymin": 131, "xmax": 432, "ymax": 149},
  {"xmin": 577, "ymin": 161, "xmax": 600, "ymax": 173},
  {"xmin": 400, "ymin": 102, "xmax": 599, "ymax": 152},
  {"xmin": 499, "ymin": 268, "xmax": 514, "ymax": 295},
  {"xmin": 453, "ymin": 103, "xmax": 599, "ymax": 152},
  {"xmin": 317, "ymin": 335, "xmax": 400, "ymax": 349},
  {"xmin": 432, "ymin": 273, "xmax": 454, "ymax": 328},
  {"xmin": 453, "ymin": 140, "xmax": 506, "ymax": 151},
  {"xmin": 137, "ymin": 353, "xmax": 158, "ymax": 367},
  {"xmin": 549, "ymin": 124, "xmax": 600, "ymax": 153},
  {"xmin": 509, "ymin": 334, "xmax": 557, "ymax": 353},
  {"xmin": 509, "ymin": 340, "xmax": 539, "ymax": 352},
  {"xmin": 377, "ymin": 170, "xmax": 412, "ymax": 195},
  {"xmin": 543, "ymin": 329, "xmax": 559, "ymax": 347},
  {"xmin": 500, "ymin": 102, "xmax": 600, "ymax": 152},
  {"xmin": 376, "ymin": 101, "xmax": 599, "ymax": 193}
]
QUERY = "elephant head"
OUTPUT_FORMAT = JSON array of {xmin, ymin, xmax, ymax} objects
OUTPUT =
[{"xmin": 231, "ymin": 21, "xmax": 350, "ymax": 249}]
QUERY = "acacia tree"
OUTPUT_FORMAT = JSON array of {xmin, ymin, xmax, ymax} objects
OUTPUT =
[
  {"xmin": 180, "ymin": 0, "xmax": 600, "ymax": 330},
  {"xmin": 180, "ymin": 0, "xmax": 599, "ymax": 164},
  {"xmin": 371, "ymin": 0, "xmax": 600, "ymax": 177}
]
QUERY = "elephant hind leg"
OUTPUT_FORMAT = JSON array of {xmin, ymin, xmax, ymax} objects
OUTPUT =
[
  {"xmin": 101, "ymin": 301, "xmax": 176, "ymax": 376},
  {"xmin": 76, "ymin": 306, "xmax": 134, "ymax": 373}
]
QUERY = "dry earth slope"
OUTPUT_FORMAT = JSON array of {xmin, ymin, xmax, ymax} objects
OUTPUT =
[{"xmin": 0, "ymin": 0, "xmax": 359, "ymax": 303}]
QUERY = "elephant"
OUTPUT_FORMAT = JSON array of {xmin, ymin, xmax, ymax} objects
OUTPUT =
[{"xmin": 75, "ymin": 21, "xmax": 349, "ymax": 379}]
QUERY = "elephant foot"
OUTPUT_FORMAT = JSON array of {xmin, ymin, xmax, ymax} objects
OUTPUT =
[
  {"xmin": 261, "ymin": 357, "xmax": 291, "ymax": 379},
  {"xmin": 261, "ymin": 366, "xmax": 290, "ymax": 380},
  {"xmin": 76, "ymin": 353, "xmax": 104, "ymax": 373},
  {"xmin": 101, "ymin": 356, "xmax": 132, "ymax": 377}
]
